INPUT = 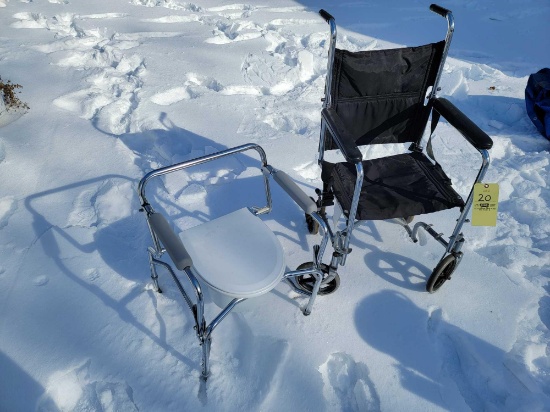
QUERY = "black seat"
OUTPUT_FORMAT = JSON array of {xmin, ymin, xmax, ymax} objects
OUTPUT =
[
  {"xmin": 311, "ymin": 6, "xmax": 493, "ymax": 293},
  {"xmin": 329, "ymin": 152, "xmax": 464, "ymax": 221}
]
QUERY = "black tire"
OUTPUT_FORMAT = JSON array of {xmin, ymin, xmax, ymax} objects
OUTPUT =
[
  {"xmin": 295, "ymin": 262, "xmax": 340, "ymax": 295},
  {"xmin": 426, "ymin": 254, "xmax": 457, "ymax": 293},
  {"xmin": 306, "ymin": 213, "xmax": 319, "ymax": 234}
]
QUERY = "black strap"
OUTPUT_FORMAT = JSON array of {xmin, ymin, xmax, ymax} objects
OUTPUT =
[{"xmin": 426, "ymin": 109, "xmax": 441, "ymax": 162}]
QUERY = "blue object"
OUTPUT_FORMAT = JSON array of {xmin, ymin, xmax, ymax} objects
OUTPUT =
[{"xmin": 525, "ymin": 68, "xmax": 550, "ymax": 140}]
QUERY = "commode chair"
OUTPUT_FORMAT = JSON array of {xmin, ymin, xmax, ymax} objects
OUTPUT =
[{"xmin": 138, "ymin": 144, "xmax": 331, "ymax": 379}]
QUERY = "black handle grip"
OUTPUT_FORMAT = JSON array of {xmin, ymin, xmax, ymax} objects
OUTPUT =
[
  {"xmin": 430, "ymin": 4, "xmax": 451, "ymax": 17},
  {"xmin": 319, "ymin": 9, "xmax": 334, "ymax": 23}
]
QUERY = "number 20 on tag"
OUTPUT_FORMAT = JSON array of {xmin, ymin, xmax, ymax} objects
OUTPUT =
[{"xmin": 471, "ymin": 183, "xmax": 499, "ymax": 226}]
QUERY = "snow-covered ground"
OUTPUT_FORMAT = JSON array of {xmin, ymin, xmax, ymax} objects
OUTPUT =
[{"xmin": 0, "ymin": 0, "xmax": 548, "ymax": 411}]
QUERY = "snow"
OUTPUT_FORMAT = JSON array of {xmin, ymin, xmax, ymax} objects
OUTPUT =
[{"xmin": 0, "ymin": 0, "xmax": 548, "ymax": 411}]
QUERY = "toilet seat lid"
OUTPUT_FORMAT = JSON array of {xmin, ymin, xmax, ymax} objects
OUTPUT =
[{"xmin": 179, "ymin": 208, "xmax": 285, "ymax": 298}]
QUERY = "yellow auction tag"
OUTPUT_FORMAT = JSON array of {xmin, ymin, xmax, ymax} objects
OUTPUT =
[{"xmin": 471, "ymin": 183, "xmax": 499, "ymax": 226}]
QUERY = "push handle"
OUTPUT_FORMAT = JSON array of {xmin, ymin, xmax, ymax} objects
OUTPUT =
[
  {"xmin": 319, "ymin": 9, "xmax": 334, "ymax": 23},
  {"xmin": 430, "ymin": 4, "xmax": 451, "ymax": 17}
]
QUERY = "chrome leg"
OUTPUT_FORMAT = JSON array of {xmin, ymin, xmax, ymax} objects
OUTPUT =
[
  {"xmin": 318, "ymin": 121, "xmax": 327, "ymax": 165},
  {"xmin": 198, "ymin": 297, "xmax": 245, "ymax": 380},
  {"xmin": 329, "ymin": 252, "xmax": 341, "ymax": 269},
  {"xmin": 303, "ymin": 270, "xmax": 322, "ymax": 316},
  {"xmin": 201, "ymin": 336, "xmax": 212, "ymax": 380},
  {"xmin": 447, "ymin": 149, "xmax": 490, "ymax": 253},
  {"xmin": 340, "ymin": 162, "xmax": 364, "ymax": 266},
  {"xmin": 148, "ymin": 247, "xmax": 161, "ymax": 292},
  {"xmin": 284, "ymin": 268, "xmax": 324, "ymax": 315},
  {"xmin": 310, "ymin": 212, "xmax": 329, "ymax": 266}
]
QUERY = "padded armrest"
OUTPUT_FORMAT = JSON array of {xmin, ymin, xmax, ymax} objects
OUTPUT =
[
  {"xmin": 271, "ymin": 169, "xmax": 317, "ymax": 215},
  {"xmin": 432, "ymin": 98, "xmax": 493, "ymax": 150},
  {"xmin": 149, "ymin": 213, "xmax": 193, "ymax": 270},
  {"xmin": 321, "ymin": 108, "xmax": 363, "ymax": 163}
]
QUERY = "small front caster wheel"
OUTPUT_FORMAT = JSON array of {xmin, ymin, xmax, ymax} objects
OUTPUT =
[
  {"xmin": 426, "ymin": 254, "xmax": 457, "ymax": 293},
  {"xmin": 404, "ymin": 216, "xmax": 415, "ymax": 224},
  {"xmin": 296, "ymin": 262, "xmax": 340, "ymax": 295},
  {"xmin": 305, "ymin": 197, "xmax": 320, "ymax": 234},
  {"xmin": 306, "ymin": 213, "xmax": 319, "ymax": 234}
]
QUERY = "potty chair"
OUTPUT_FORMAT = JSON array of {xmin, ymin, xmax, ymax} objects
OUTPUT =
[{"xmin": 138, "ymin": 143, "xmax": 331, "ymax": 379}]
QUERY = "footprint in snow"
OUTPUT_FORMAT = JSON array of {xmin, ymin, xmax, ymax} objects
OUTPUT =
[
  {"xmin": 37, "ymin": 362, "xmax": 138, "ymax": 412},
  {"xmin": 151, "ymin": 87, "xmax": 196, "ymax": 105},
  {"xmin": 13, "ymin": 11, "xmax": 146, "ymax": 135},
  {"xmin": 294, "ymin": 161, "xmax": 321, "ymax": 181},
  {"xmin": 320, "ymin": 352, "xmax": 380, "ymax": 412},
  {"xmin": 0, "ymin": 196, "xmax": 18, "ymax": 230},
  {"xmin": 33, "ymin": 275, "xmax": 49, "ymax": 286},
  {"xmin": 130, "ymin": 0, "xmax": 201, "ymax": 11},
  {"xmin": 206, "ymin": 3, "xmax": 257, "ymax": 19},
  {"xmin": 205, "ymin": 20, "xmax": 263, "ymax": 44}
]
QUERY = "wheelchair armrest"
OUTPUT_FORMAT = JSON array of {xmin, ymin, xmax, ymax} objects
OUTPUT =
[
  {"xmin": 322, "ymin": 108, "xmax": 363, "ymax": 164},
  {"xmin": 432, "ymin": 97, "xmax": 493, "ymax": 150},
  {"xmin": 270, "ymin": 168, "xmax": 317, "ymax": 215},
  {"xmin": 149, "ymin": 212, "xmax": 193, "ymax": 270}
]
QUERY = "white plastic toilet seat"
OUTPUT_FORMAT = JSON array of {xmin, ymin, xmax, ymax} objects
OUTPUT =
[{"xmin": 179, "ymin": 208, "xmax": 285, "ymax": 299}]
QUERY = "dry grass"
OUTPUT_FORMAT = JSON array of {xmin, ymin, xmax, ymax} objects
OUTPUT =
[{"xmin": 0, "ymin": 76, "xmax": 30, "ymax": 111}]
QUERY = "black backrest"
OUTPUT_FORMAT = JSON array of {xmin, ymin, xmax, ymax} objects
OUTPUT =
[{"xmin": 325, "ymin": 41, "xmax": 445, "ymax": 150}]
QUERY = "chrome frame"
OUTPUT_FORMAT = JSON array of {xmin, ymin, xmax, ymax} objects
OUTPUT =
[
  {"xmin": 317, "ymin": 16, "xmax": 337, "ymax": 166},
  {"xmin": 323, "ymin": 18, "xmax": 337, "ymax": 110},
  {"xmin": 429, "ymin": 11, "xmax": 455, "ymax": 100},
  {"xmin": 139, "ymin": 143, "xmax": 330, "ymax": 379},
  {"xmin": 316, "ymin": 12, "xmax": 367, "ymax": 268},
  {"xmin": 139, "ymin": 143, "xmax": 273, "ymax": 216}
]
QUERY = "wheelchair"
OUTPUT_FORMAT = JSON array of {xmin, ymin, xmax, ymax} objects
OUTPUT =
[
  {"xmin": 309, "ymin": 5, "xmax": 493, "ymax": 293},
  {"xmin": 138, "ymin": 4, "xmax": 493, "ymax": 379}
]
